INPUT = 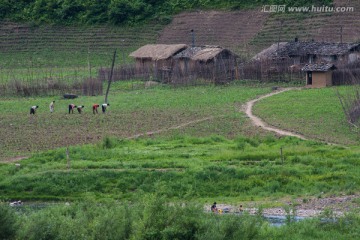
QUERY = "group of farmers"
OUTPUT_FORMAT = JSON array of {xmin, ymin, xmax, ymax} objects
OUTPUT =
[{"xmin": 30, "ymin": 101, "xmax": 110, "ymax": 114}]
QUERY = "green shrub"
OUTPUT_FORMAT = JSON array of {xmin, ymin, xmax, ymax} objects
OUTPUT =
[
  {"xmin": 132, "ymin": 193, "xmax": 202, "ymax": 240},
  {"xmin": 102, "ymin": 136, "xmax": 116, "ymax": 149},
  {"xmin": 0, "ymin": 204, "xmax": 17, "ymax": 240}
]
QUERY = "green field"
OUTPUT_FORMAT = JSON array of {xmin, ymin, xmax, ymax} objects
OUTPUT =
[
  {"xmin": 1, "ymin": 83, "xmax": 360, "ymax": 203},
  {"xmin": 0, "ymin": 82, "xmax": 271, "ymax": 161},
  {"xmin": 2, "ymin": 135, "xmax": 360, "ymax": 202},
  {"xmin": 253, "ymin": 87, "xmax": 360, "ymax": 145}
]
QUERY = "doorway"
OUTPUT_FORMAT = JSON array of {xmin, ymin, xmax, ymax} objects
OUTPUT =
[{"xmin": 307, "ymin": 72, "xmax": 312, "ymax": 85}]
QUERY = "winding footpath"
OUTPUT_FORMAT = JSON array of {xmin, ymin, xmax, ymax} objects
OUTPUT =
[{"xmin": 244, "ymin": 87, "xmax": 307, "ymax": 140}]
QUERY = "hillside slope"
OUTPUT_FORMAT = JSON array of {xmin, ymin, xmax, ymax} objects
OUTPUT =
[
  {"xmin": 157, "ymin": 9, "xmax": 269, "ymax": 58},
  {"xmin": 0, "ymin": 0, "xmax": 359, "ymax": 65},
  {"xmin": 158, "ymin": 0, "xmax": 360, "ymax": 57},
  {"xmin": 0, "ymin": 21, "xmax": 164, "ymax": 67}
]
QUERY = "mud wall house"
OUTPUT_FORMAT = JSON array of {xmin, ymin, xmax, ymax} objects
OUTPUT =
[
  {"xmin": 173, "ymin": 46, "xmax": 238, "ymax": 84},
  {"xmin": 129, "ymin": 44, "xmax": 188, "ymax": 80},
  {"xmin": 302, "ymin": 63, "xmax": 336, "ymax": 88}
]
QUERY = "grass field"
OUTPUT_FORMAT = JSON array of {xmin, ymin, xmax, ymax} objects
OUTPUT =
[
  {"xmin": 1, "ymin": 82, "xmax": 360, "ymax": 203},
  {"xmin": 2, "ymin": 134, "xmax": 360, "ymax": 202},
  {"xmin": 253, "ymin": 87, "xmax": 360, "ymax": 145},
  {"xmin": 0, "ymin": 82, "xmax": 272, "ymax": 161}
]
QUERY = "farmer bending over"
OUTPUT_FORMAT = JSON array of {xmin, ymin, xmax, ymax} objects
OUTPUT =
[
  {"xmin": 102, "ymin": 103, "xmax": 110, "ymax": 113},
  {"xmin": 30, "ymin": 105, "xmax": 39, "ymax": 114},
  {"xmin": 49, "ymin": 101, "xmax": 55, "ymax": 113},
  {"xmin": 77, "ymin": 105, "xmax": 85, "ymax": 114},
  {"xmin": 92, "ymin": 104, "xmax": 100, "ymax": 114},
  {"xmin": 68, "ymin": 104, "xmax": 76, "ymax": 114}
]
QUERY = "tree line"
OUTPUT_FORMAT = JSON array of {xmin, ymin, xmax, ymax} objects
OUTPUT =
[{"xmin": 0, "ymin": 0, "xmax": 332, "ymax": 25}]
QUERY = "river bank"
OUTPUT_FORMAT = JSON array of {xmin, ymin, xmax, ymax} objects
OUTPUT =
[{"xmin": 211, "ymin": 194, "xmax": 360, "ymax": 217}]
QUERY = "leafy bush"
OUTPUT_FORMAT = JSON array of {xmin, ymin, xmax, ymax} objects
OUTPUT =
[
  {"xmin": 0, "ymin": 204, "xmax": 17, "ymax": 240},
  {"xmin": 132, "ymin": 193, "xmax": 202, "ymax": 240}
]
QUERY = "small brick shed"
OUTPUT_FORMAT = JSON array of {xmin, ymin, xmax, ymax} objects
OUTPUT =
[{"xmin": 301, "ymin": 63, "xmax": 336, "ymax": 88}]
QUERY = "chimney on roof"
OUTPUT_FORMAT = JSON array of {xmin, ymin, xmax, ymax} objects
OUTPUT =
[{"xmin": 191, "ymin": 29, "xmax": 195, "ymax": 47}]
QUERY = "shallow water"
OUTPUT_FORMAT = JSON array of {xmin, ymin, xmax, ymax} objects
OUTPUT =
[{"xmin": 262, "ymin": 214, "xmax": 306, "ymax": 227}]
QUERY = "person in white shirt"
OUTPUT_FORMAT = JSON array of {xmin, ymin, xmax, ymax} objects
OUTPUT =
[
  {"xmin": 49, "ymin": 101, "xmax": 55, "ymax": 113},
  {"xmin": 77, "ymin": 105, "xmax": 85, "ymax": 114},
  {"xmin": 102, "ymin": 103, "xmax": 110, "ymax": 113},
  {"xmin": 30, "ymin": 105, "xmax": 39, "ymax": 114}
]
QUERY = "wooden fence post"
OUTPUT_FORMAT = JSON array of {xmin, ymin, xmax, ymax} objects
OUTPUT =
[{"xmin": 66, "ymin": 147, "xmax": 70, "ymax": 171}]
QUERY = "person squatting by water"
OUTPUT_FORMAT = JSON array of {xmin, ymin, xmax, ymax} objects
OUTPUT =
[
  {"xmin": 30, "ymin": 105, "xmax": 39, "ymax": 114},
  {"xmin": 239, "ymin": 204, "xmax": 243, "ymax": 213},
  {"xmin": 211, "ymin": 202, "xmax": 217, "ymax": 213},
  {"xmin": 93, "ymin": 104, "xmax": 100, "ymax": 114},
  {"xmin": 49, "ymin": 101, "xmax": 55, "ymax": 113},
  {"xmin": 77, "ymin": 105, "xmax": 85, "ymax": 113},
  {"xmin": 68, "ymin": 104, "xmax": 76, "ymax": 114}
]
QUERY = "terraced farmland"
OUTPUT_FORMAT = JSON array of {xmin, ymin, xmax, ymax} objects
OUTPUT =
[
  {"xmin": 0, "ymin": 21, "xmax": 165, "ymax": 68},
  {"xmin": 159, "ymin": 0, "xmax": 360, "ymax": 57},
  {"xmin": 157, "ymin": 9, "xmax": 269, "ymax": 58}
]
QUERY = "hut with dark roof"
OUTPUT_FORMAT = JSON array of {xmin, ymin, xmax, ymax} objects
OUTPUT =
[
  {"xmin": 301, "ymin": 63, "xmax": 336, "ymax": 88},
  {"xmin": 254, "ymin": 41, "xmax": 360, "ymax": 66}
]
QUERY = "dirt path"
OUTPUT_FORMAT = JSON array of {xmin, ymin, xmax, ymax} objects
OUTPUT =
[
  {"xmin": 244, "ymin": 88, "xmax": 307, "ymax": 140},
  {"xmin": 2, "ymin": 156, "xmax": 28, "ymax": 163},
  {"xmin": 127, "ymin": 116, "xmax": 216, "ymax": 139}
]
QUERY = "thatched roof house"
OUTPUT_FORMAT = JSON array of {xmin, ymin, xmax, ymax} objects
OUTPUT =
[
  {"xmin": 129, "ymin": 44, "xmax": 238, "ymax": 83},
  {"xmin": 254, "ymin": 41, "xmax": 360, "ymax": 65},
  {"xmin": 174, "ymin": 45, "xmax": 238, "ymax": 63},
  {"xmin": 129, "ymin": 44, "xmax": 188, "ymax": 61},
  {"xmin": 174, "ymin": 45, "xmax": 238, "ymax": 62},
  {"xmin": 173, "ymin": 45, "xmax": 238, "ymax": 83},
  {"xmin": 129, "ymin": 44, "xmax": 188, "ymax": 76},
  {"xmin": 252, "ymin": 42, "xmax": 288, "ymax": 61}
]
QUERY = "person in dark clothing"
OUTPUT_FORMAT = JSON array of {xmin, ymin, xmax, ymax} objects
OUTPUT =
[
  {"xmin": 77, "ymin": 105, "xmax": 85, "ymax": 113},
  {"xmin": 30, "ymin": 105, "xmax": 39, "ymax": 114},
  {"xmin": 102, "ymin": 103, "xmax": 110, "ymax": 113},
  {"xmin": 68, "ymin": 104, "xmax": 76, "ymax": 114},
  {"xmin": 211, "ymin": 202, "xmax": 217, "ymax": 213}
]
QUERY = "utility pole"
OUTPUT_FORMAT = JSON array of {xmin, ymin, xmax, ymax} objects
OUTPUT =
[
  {"xmin": 105, "ymin": 49, "xmax": 117, "ymax": 104},
  {"xmin": 66, "ymin": 147, "xmax": 70, "ymax": 171},
  {"xmin": 191, "ymin": 29, "xmax": 195, "ymax": 47},
  {"xmin": 277, "ymin": 19, "xmax": 284, "ymax": 54},
  {"xmin": 340, "ymin": 26, "xmax": 343, "ymax": 44}
]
